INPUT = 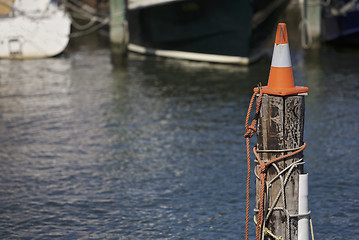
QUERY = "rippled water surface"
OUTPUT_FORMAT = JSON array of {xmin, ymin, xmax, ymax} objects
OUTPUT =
[{"xmin": 0, "ymin": 34, "xmax": 358, "ymax": 239}]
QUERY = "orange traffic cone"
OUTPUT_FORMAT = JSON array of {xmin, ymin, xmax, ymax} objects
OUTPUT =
[{"xmin": 255, "ymin": 23, "xmax": 308, "ymax": 96}]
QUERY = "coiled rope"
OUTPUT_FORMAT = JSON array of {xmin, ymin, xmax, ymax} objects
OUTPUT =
[{"xmin": 253, "ymin": 143, "xmax": 306, "ymax": 240}]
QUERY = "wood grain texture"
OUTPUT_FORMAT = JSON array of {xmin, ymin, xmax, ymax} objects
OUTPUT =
[{"xmin": 256, "ymin": 94, "xmax": 305, "ymax": 240}]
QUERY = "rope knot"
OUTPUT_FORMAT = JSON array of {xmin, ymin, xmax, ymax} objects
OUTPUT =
[
  {"xmin": 244, "ymin": 129, "xmax": 254, "ymax": 138},
  {"xmin": 259, "ymin": 162, "xmax": 267, "ymax": 174},
  {"xmin": 244, "ymin": 121, "xmax": 257, "ymax": 138}
]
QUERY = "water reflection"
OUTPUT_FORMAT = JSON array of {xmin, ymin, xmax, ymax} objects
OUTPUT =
[
  {"xmin": 105, "ymin": 54, "xmax": 271, "ymax": 239},
  {"xmin": 0, "ymin": 34, "xmax": 358, "ymax": 239},
  {"xmin": 298, "ymin": 45, "xmax": 359, "ymax": 238}
]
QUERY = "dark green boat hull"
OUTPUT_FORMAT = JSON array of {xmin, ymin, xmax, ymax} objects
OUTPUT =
[{"xmin": 127, "ymin": 0, "xmax": 289, "ymax": 64}]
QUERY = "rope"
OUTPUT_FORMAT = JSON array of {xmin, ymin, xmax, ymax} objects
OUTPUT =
[
  {"xmin": 253, "ymin": 143, "xmax": 306, "ymax": 240},
  {"xmin": 243, "ymin": 87, "xmax": 307, "ymax": 240},
  {"xmin": 254, "ymin": 216, "xmax": 284, "ymax": 240},
  {"xmin": 255, "ymin": 145, "xmax": 304, "ymax": 153},
  {"xmin": 310, "ymin": 216, "xmax": 315, "ymax": 240},
  {"xmin": 64, "ymin": 0, "xmax": 113, "ymax": 37},
  {"xmin": 70, "ymin": 18, "xmax": 109, "ymax": 38},
  {"xmin": 244, "ymin": 86, "xmax": 263, "ymax": 240}
]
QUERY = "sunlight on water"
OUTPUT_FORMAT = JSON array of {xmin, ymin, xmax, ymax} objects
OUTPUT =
[{"xmin": 0, "ymin": 34, "xmax": 358, "ymax": 239}]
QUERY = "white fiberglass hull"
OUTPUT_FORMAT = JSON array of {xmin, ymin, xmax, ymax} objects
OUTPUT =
[{"xmin": 0, "ymin": 3, "xmax": 71, "ymax": 59}]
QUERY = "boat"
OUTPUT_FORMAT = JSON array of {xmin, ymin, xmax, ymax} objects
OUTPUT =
[
  {"xmin": 0, "ymin": 0, "xmax": 71, "ymax": 59},
  {"xmin": 125, "ymin": 0, "xmax": 291, "ymax": 64},
  {"xmin": 321, "ymin": 0, "xmax": 359, "ymax": 45}
]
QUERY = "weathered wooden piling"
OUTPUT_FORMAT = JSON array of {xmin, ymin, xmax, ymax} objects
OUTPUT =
[
  {"xmin": 244, "ymin": 23, "xmax": 310, "ymax": 240},
  {"xmin": 256, "ymin": 94, "xmax": 306, "ymax": 239},
  {"xmin": 110, "ymin": 0, "xmax": 127, "ymax": 54}
]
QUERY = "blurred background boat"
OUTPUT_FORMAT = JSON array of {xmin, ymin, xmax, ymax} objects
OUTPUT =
[
  {"xmin": 0, "ymin": 0, "xmax": 71, "ymax": 59},
  {"xmin": 125, "ymin": 0, "xmax": 291, "ymax": 64},
  {"xmin": 3, "ymin": 0, "xmax": 358, "ymax": 61},
  {"xmin": 321, "ymin": 0, "xmax": 359, "ymax": 45}
]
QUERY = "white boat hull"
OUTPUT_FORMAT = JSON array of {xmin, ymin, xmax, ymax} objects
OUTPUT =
[{"xmin": 0, "ymin": 2, "xmax": 71, "ymax": 59}]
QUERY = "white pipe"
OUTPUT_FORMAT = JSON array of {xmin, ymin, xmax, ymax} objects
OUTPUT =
[{"xmin": 298, "ymin": 173, "xmax": 309, "ymax": 240}]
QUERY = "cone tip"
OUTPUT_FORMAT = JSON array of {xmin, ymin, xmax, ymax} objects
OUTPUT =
[{"xmin": 275, "ymin": 23, "xmax": 288, "ymax": 44}]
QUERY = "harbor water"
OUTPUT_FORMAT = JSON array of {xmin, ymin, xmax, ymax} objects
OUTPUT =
[{"xmin": 0, "ymin": 33, "xmax": 358, "ymax": 239}]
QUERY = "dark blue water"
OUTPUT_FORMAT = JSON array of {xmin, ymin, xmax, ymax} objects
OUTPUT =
[{"xmin": 0, "ymin": 34, "xmax": 358, "ymax": 239}]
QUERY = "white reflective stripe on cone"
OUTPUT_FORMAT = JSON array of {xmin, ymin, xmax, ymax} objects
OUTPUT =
[{"xmin": 271, "ymin": 43, "xmax": 292, "ymax": 68}]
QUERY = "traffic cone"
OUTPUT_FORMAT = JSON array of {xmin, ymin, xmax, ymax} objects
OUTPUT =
[{"xmin": 255, "ymin": 23, "xmax": 308, "ymax": 96}]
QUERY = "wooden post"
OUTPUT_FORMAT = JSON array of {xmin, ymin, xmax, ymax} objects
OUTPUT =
[
  {"xmin": 256, "ymin": 94, "xmax": 305, "ymax": 239},
  {"xmin": 248, "ymin": 23, "xmax": 309, "ymax": 240},
  {"xmin": 298, "ymin": 0, "xmax": 321, "ymax": 41},
  {"xmin": 304, "ymin": 0, "xmax": 321, "ymax": 40},
  {"xmin": 110, "ymin": 0, "xmax": 127, "ymax": 54}
]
